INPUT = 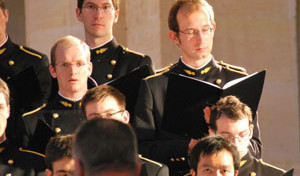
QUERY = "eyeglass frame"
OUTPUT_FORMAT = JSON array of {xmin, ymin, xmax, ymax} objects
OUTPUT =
[
  {"xmin": 219, "ymin": 129, "xmax": 251, "ymax": 142},
  {"xmin": 178, "ymin": 26, "xmax": 213, "ymax": 39},
  {"xmin": 82, "ymin": 3, "xmax": 115, "ymax": 14},
  {"xmin": 98, "ymin": 110, "xmax": 125, "ymax": 119},
  {"xmin": 55, "ymin": 61, "xmax": 88, "ymax": 69}
]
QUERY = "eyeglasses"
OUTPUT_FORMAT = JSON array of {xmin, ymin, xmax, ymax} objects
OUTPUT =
[
  {"xmin": 55, "ymin": 61, "xmax": 87, "ymax": 69},
  {"xmin": 220, "ymin": 130, "xmax": 250, "ymax": 142},
  {"xmin": 179, "ymin": 26, "xmax": 213, "ymax": 38},
  {"xmin": 99, "ymin": 110, "xmax": 124, "ymax": 119},
  {"xmin": 83, "ymin": 3, "xmax": 115, "ymax": 14}
]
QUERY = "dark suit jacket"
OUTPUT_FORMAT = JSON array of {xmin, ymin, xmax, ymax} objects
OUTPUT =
[
  {"xmin": 90, "ymin": 38, "xmax": 154, "ymax": 85},
  {"xmin": 134, "ymin": 58, "xmax": 262, "ymax": 176},
  {"xmin": 139, "ymin": 155, "xmax": 169, "ymax": 176},
  {"xmin": 239, "ymin": 152, "xmax": 285, "ymax": 176},
  {"xmin": 0, "ymin": 140, "xmax": 45, "ymax": 176}
]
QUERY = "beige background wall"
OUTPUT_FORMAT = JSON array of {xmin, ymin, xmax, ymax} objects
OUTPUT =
[{"xmin": 6, "ymin": 0, "xmax": 300, "ymax": 175}]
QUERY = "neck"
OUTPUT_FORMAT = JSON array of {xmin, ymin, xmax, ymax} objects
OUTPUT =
[
  {"xmin": 181, "ymin": 55, "xmax": 211, "ymax": 68},
  {"xmin": 85, "ymin": 34, "xmax": 113, "ymax": 48},
  {"xmin": 0, "ymin": 34, "xmax": 7, "ymax": 47}
]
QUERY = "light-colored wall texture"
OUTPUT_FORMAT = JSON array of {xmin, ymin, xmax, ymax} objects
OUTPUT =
[{"xmin": 6, "ymin": 0, "xmax": 300, "ymax": 175}]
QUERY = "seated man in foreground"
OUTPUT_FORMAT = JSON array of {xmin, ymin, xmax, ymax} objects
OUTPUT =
[
  {"xmin": 81, "ymin": 84, "xmax": 169, "ymax": 176},
  {"xmin": 209, "ymin": 96, "xmax": 286, "ymax": 176}
]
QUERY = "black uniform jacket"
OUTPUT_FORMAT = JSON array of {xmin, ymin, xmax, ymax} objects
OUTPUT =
[
  {"xmin": 134, "ymin": 58, "xmax": 262, "ymax": 176},
  {"xmin": 0, "ymin": 140, "xmax": 45, "ymax": 176},
  {"xmin": 90, "ymin": 38, "xmax": 154, "ymax": 85},
  {"xmin": 139, "ymin": 155, "xmax": 169, "ymax": 176},
  {"xmin": 0, "ymin": 37, "xmax": 52, "ymax": 147},
  {"xmin": 238, "ymin": 152, "xmax": 285, "ymax": 176},
  {"xmin": 22, "ymin": 94, "xmax": 85, "ymax": 153}
]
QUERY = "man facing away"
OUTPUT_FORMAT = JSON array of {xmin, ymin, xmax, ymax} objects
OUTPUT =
[
  {"xmin": 76, "ymin": 0, "xmax": 154, "ymax": 85},
  {"xmin": 133, "ymin": 0, "xmax": 261, "ymax": 175},
  {"xmin": 209, "ymin": 96, "xmax": 285, "ymax": 176},
  {"xmin": 45, "ymin": 135, "xmax": 75, "ymax": 176},
  {"xmin": 0, "ymin": 77, "xmax": 46, "ymax": 176},
  {"xmin": 81, "ymin": 84, "xmax": 169, "ymax": 176},
  {"xmin": 22, "ymin": 35, "xmax": 93, "ymax": 153},
  {"xmin": 189, "ymin": 135, "xmax": 240, "ymax": 176}
]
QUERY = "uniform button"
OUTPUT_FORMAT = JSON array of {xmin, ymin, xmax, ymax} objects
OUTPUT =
[
  {"xmin": 107, "ymin": 74, "xmax": 113, "ymax": 80},
  {"xmin": 5, "ymin": 173, "xmax": 12, "ymax": 176},
  {"xmin": 181, "ymin": 157, "xmax": 185, "ymax": 161},
  {"xmin": 176, "ymin": 158, "xmax": 180, "ymax": 162},
  {"xmin": 216, "ymin": 79, "xmax": 222, "ymax": 85},
  {"xmin": 8, "ymin": 159, "xmax": 14, "ymax": 165},
  {"xmin": 110, "ymin": 60, "xmax": 117, "ymax": 65},
  {"xmin": 250, "ymin": 172, "xmax": 256, "ymax": 176},
  {"xmin": 8, "ymin": 60, "xmax": 14, "ymax": 66},
  {"xmin": 52, "ymin": 113, "xmax": 59, "ymax": 119},
  {"xmin": 6, "ymin": 77, "xmax": 10, "ymax": 80},
  {"xmin": 55, "ymin": 127, "xmax": 61, "ymax": 133},
  {"xmin": 170, "ymin": 158, "xmax": 175, "ymax": 162}
]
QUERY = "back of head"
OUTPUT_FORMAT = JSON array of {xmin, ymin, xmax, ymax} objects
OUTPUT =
[
  {"xmin": 81, "ymin": 84, "xmax": 126, "ymax": 116},
  {"xmin": 210, "ymin": 95, "xmax": 253, "ymax": 132},
  {"xmin": 73, "ymin": 118, "xmax": 137, "ymax": 175},
  {"xmin": 168, "ymin": 0, "xmax": 215, "ymax": 32},
  {"xmin": 50, "ymin": 35, "xmax": 90, "ymax": 66},
  {"xmin": 189, "ymin": 135, "xmax": 240, "ymax": 173},
  {"xmin": 0, "ymin": 0, "xmax": 5, "ymax": 10},
  {"xmin": 45, "ymin": 135, "xmax": 73, "ymax": 170}
]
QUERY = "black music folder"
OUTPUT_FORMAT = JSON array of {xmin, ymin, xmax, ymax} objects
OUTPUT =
[{"xmin": 162, "ymin": 70, "xmax": 266, "ymax": 139}]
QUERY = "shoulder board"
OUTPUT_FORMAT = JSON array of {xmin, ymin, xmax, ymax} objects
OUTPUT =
[
  {"xmin": 145, "ymin": 68, "xmax": 169, "ymax": 80},
  {"xmin": 155, "ymin": 63, "xmax": 174, "ymax": 74},
  {"xmin": 22, "ymin": 103, "xmax": 47, "ymax": 117},
  {"xmin": 19, "ymin": 45, "xmax": 43, "ymax": 59},
  {"xmin": 138, "ymin": 154, "xmax": 163, "ymax": 167},
  {"xmin": 257, "ymin": 159, "xmax": 286, "ymax": 172},
  {"xmin": 123, "ymin": 47, "xmax": 145, "ymax": 57},
  {"xmin": 217, "ymin": 60, "xmax": 247, "ymax": 75},
  {"xmin": 19, "ymin": 147, "xmax": 45, "ymax": 158}
]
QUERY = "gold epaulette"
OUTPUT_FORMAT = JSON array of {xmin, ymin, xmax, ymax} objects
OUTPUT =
[
  {"xmin": 138, "ymin": 154, "xmax": 163, "ymax": 167},
  {"xmin": 217, "ymin": 60, "xmax": 247, "ymax": 75},
  {"xmin": 22, "ymin": 103, "xmax": 47, "ymax": 117},
  {"xmin": 258, "ymin": 159, "xmax": 286, "ymax": 172},
  {"xmin": 145, "ymin": 67, "xmax": 170, "ymax": 80},
  {"xmin": 123, "ymin": 47, "xmax": 145, "ymax": 57},
  {"xmin": 19, "ymin": 46, "xmax": 43, "ymax": 59},
  {"xmin": 155, "ymin": 63, "xmax": 174, "ymax": 74},
  {"xmin": 19, "ymin": 147, "xmax": 46, "ymax": 158}
]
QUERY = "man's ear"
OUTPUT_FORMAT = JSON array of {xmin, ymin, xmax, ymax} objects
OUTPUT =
[
  {"xmin": 234, "ymin": 170, "xmax": 239, "ymax": 176},
  {"xmin": 123, "ymin": 110, "xmax": 130, "ymax": 124},
  {"xmin": 75, "ymin": 160, "xmax": 85, "ymax": 176},
  {"xmin": 168, "ymin": 30, "xmax": 180, "ymax": 45},
  {"xmin": 45, "ymin": 169, "xmax": 53, "ymax": 176},
  {"xmin": 86, "ymin": 62, "xmax": 93, "ymax": 77},
  {"xmin": 76, "ymin": 8, "xmax": 83, "ymax": 22},
  {"xmin": 113, "ymin": 10, "xmax": 119, "ymax": 23},
  {"xmin": 249, "ymin": 124, "xmax": 254, "ymax": 139},
  {"xmin": 49, "ymin": 65, "xmax": 57, "ymax": 79},
  {"xmin": 190, "ymin": 169, "xmax": 196, "ymax": 176}
]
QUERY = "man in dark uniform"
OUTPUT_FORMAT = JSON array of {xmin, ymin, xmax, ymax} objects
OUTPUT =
[
  {"xmin": 0, "ymin": 0, "xmax": 52, "ymax": 146},
  {"xmin": 209, "ymin": 96, "xmax": 285, "ymax": 176},
  {"xmin": 81, "ymin": 85, "xmax": 169, "ymax": 176},
  {"xmin": 22, "ymin": 35, "xmax": 93, "ymax": 153},
  {"xmin": 0, "ymin": 77, "xmax": 46, "ymax": 176},
  {"xmin": 133, "ymin": 0, "xmax": 261, "ymax": 175},
  {"xmin": 75, "ymin": 0, "xmax": 154, "ymax": 85}
]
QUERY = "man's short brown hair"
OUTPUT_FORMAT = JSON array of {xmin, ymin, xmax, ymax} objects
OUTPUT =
[
  {"xmin": 77, "ymin": 0, "xmax": 120, "ymax": 11},
  {"xmin": 0, "ymin": 0, "xmax": 5, "ymax": 10},
  {"xmin": 81, "ymin": 85, "xmax": 126, "ymax": 117},
  {"xmin": 210, "ymin": 96, "xmax": 253, "ymax": 132},
  {"xmin": 168, "ymin": 0, "xmax": 215, "ymax": 33}
]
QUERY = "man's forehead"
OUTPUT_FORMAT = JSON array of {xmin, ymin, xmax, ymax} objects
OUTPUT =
[
  {"xmin": 84, "ymin": 0, "xmax": 113, "ymax": 5},
  {"xmin": 216, "ymin": 115, "xmax": 249, "ymax": 131}
]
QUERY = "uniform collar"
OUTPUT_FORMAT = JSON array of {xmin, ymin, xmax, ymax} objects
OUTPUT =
[
  {"xmin": 174, "ymin": 56, "xmax": 218, "ymax": 77},
  {"xmin": 57, "ymin": 93, "xmax": 82, "ymax": 109},
  {"xmin": 90, "ymin": 38, "xmax": 118, "ymax": 55},
  {"xmin": 0, "ymin": 36, "xmax": 12, "ymax": 55}
]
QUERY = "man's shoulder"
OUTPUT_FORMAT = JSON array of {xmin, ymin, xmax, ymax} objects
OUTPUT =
[
  {"xmin": 139, "ymin": 155, "xmax": 169, "ymax": 176},
  {"xmin": 120, "ymin": 46, "xmax": 150, "ymax": 60},
  {"xmin": 217, "ymin": 60, "xmax": 247, "ymax": 75},
  {"xmin": 255, "ymin": 158, "xmax": 286, "ymax": 176},
  {"xmin": 9, "ymin": 42, "xmax": 47, "ymax": 60}
]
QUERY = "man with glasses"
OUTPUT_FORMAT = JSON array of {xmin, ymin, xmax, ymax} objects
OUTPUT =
[
  {"xmin": 209, "ymin": 96, "xmax": 285, "ymax": 176},
  {"xmin": 81, "ymin": 84, "xmax": 169, "ymax": 176},
  {"xmin": 133, "ymin": 0, "xmax": 261, "ymax": 175},
  {"xmin": 22, "ymin": 35, "xmax": 93, "ymax": 153},
  {"xmin": 75, "ymin": 0, "xmax": 154, "ymax": 85}
]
